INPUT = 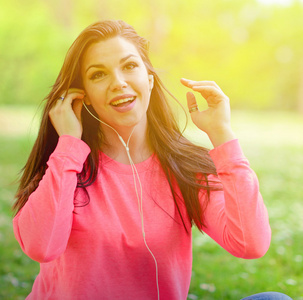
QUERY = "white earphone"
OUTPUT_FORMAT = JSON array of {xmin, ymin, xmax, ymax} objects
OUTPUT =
[{"xmin": 82, "ymin": 101, "xmax": 160, "ymax": 299}]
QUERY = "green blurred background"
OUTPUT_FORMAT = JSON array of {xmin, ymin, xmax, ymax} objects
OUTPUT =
[
  {"xmin": 1, "ymin": 0, "xmax": 303, "ymax": 299},
  {"xmin": 1, "ymin": 0, "xmax": 303, "ymax": 110}
]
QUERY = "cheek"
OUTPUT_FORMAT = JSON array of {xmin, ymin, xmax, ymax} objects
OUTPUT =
[
  {"xmin": 137, "ymin": 76, "xmax": 152, "ymax": 96},
  {"xmin": 85, "ymin": 85, "xmax": 107, "ymax": 105}
]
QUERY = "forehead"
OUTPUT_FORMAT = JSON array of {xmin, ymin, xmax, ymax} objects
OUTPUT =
[{"xmin": 82, "ymin": 36, "xmax": 141, "ymax": 67}]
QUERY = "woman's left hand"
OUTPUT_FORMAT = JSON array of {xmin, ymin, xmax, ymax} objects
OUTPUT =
[{"xmin": 180, "ymin": 78, "xmax": 236, "ymax": 147}]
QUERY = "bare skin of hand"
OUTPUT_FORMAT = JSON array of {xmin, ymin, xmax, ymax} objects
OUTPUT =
[
  {"xmin": 49, "ymin": 88, "xmax": 86, "ymax": 139},
  {"xmin": 180, "ymin": 78, "xmax": 236, "ymax": 148}
]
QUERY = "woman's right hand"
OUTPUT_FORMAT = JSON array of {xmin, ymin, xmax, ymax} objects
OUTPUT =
[{"xmin": 49, "ymin": 88, "xmax": 85, "ymax": 139}]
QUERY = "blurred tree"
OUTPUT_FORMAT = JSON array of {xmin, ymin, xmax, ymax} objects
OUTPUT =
[
  {"xmin": 298, "ymin": 60, "xmax": 303, "ymax": 114},
  {"xmin": 44, "ymin": 0, "xmax": 74, "ymax": 30},
  {"xmin": 0, "ymin": 0, "xmax": 302, "ymax": 112},
  {"xmin": 0, "ymin": 0, "xmax": 73, "ymax": 105}
]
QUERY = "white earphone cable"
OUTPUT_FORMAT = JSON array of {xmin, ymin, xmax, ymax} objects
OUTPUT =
[{"xmin": 82, "ymin": 101, "xmax": 160, "ymax": 299}]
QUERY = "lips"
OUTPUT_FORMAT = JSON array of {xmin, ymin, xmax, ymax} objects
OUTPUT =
[
  {"xmin": 109, "ymin": 94, "xmax": 137, "ymax": 113},
  {"xmin": 110, "ymin": 95, "xmax": 136, "ymax": 107}
]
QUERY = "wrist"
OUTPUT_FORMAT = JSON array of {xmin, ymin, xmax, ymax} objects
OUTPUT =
[
  {"xmin": 207, "ymin": 126, "xmax": 236, "ymax": 148},
  {"xmin": 59, "ymin": 132, "xmax": 82, "ymax": 139}
]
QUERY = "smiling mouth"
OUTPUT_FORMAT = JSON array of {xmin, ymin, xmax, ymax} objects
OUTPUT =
[{"xmin": 111, "ymin": 97, "xmax": 136, "ymax": 107}]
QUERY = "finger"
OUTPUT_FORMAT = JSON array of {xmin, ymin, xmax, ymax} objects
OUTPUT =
[
  {"xmin": 53, "ymin": 93, "xmax": 85, "ymax": 116},
  {"xmin": 191, "ymin": 85, "xmax": 227, "ymax": 105},
  {"xmin": 186, "ymin": 91, "xmax": 197, "ymax": 107},
  {"xmin": 57, "ymin": 89, "xmax": 85, "ymax": 103},
  {"xmin": 181, "ymin": 78, "xmax": 222, "ymax": 91},
  {"xmin": 186, "ymin": 92, "xmax": 200, "ymax": 113},
  {"xmin": 59, "ymin": 92, "xmax": 85, "ymax": 106},
  {"xmin": 180, "ymin": 78, "xmax": 192, "ymax": 87},
  {"xmin": 181, "ymin": 78, "xmax": 201, "ymax": 88},
  {"xmin": 62, "ymin": 88, "xmax": 86, "ymax": 96},
  {"xmin": 72, "ymin": 98, "xmax": 84, "ymax": 121}
]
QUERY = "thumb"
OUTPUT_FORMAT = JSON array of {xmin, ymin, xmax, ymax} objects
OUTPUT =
[{"xmin": 186, "ymin": 92, "xmax": 198, "ymax": 110}]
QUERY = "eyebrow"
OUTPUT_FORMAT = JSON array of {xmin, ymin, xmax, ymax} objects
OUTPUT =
[{"xmin": 85, "ymin": 54, "xmax": 137, "ymax": 73}]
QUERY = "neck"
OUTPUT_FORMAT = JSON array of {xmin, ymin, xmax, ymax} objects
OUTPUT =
[{"xmin": 100, "ymin": 122, "xmax": 152, "ymax": 165}]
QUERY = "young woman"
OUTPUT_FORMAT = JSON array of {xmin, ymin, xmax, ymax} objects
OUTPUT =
[{"xmin": 13, "ymin": 20, "xmax": 291, "ymax": 300}]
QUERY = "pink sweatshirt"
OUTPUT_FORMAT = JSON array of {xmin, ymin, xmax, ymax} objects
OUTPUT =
[{"xmin": 13, "ymin": 136, "xmax": 271, "ymax": 300}]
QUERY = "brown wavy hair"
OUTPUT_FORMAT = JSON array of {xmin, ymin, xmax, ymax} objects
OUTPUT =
[{"xmin": 13, "ymin": 20, "xmax": 221, "ymax": 231}]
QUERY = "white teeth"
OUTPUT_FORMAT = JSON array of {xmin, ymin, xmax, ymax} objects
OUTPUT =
[{"xmin": 111, "ymin": 97, "xmax": 135, "ymax": 106}]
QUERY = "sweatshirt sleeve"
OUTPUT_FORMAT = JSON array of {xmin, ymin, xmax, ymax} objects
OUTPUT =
[
  {"xmin": 13, "ymin": 135, "xmax": 91, "ymax": 263},
  {"xmin": 202, "ymin": 139, "xmax": 271, "ymax": 259}
]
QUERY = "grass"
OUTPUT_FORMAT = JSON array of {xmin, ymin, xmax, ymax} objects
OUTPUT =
[
  {"xmin": 0, "ymin": 135, "xmax": 39, "ymax": 300},
  {"xmin": 189, "ymin": 143, "xmax": 303, "ymax": 299},
  {"xmin": 187, "ymin": 111, "xmax": 303, "ymax": 300},
  {"xmin": 0, "ymin": 108, "xmax": 302, "ymax": 299}
]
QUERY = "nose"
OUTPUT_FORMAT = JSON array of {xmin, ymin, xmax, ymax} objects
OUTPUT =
[{"xmin": 110, "ymin": 71, "xmax": 127, "ymax": 91}]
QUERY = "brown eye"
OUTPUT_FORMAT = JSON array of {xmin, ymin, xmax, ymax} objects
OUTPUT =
[
  {"xmin": 90, "ymin": 71, "xmax": 106, "ymax": 80},
  {"xmin": 124, "ymin": 62, "xmax": 138, "ymax": 70}
]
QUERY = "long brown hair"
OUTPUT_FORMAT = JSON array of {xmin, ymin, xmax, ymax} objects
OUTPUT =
[{"xmin": 13, "ymin": 20, "xmax": 221, "ymax": 231}]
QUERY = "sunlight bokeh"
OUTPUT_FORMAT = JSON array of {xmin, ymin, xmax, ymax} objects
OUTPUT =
[
  {"xmin": 1, "ymin": 0, "xmax": 303, "ymax": 113},
  {"xmin": 257, "ymin": 0, "xmax": 294, "ymax": 5}
]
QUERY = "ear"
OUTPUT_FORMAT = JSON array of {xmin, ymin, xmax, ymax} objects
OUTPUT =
[
  {"xmin": 83, "ymin": 95, "xmax": 91, "ymax": 105},
  {"xmin": 148, "ymin": 74, "xmax": 154, "ymax": 91}
]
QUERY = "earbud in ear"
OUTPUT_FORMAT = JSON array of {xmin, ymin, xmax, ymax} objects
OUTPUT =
[
  {"xmin": 83, "ymin": 94, "xmax": 91, "ymax": 105},
  {"xmin": 148, "ymin": 74, "xmax": 154, "ymax": 91}
]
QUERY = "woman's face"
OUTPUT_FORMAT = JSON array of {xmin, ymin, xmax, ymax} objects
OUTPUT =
[{"xmin": 81, "ymin": 36, "xmax": 154, "ymax": 133}]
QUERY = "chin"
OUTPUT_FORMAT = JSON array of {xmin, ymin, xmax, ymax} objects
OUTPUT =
[{"xmin": 119, "ymin": 113, "xmax": 147, "ymax": 127}]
